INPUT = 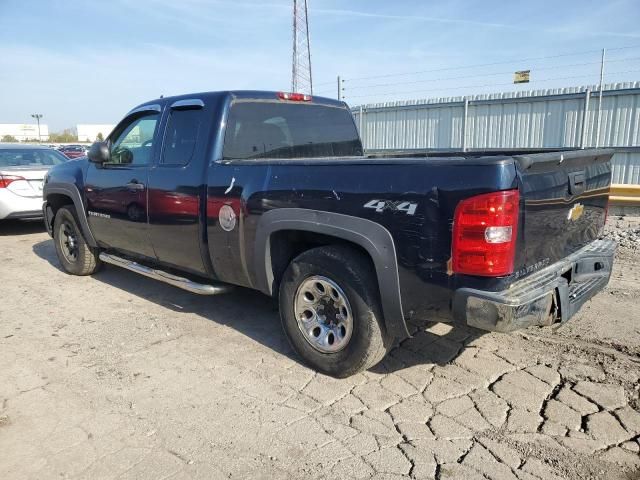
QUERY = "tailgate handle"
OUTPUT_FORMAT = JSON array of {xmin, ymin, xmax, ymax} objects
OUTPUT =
[{"xmin": 568, "ymin": 171, "xmax": 585, "ymax": 195}]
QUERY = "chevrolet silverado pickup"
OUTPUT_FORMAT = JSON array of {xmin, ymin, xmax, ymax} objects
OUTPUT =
[{"xmin": 42, "ymin": 90, "xmax": 615, "ymax": 377}]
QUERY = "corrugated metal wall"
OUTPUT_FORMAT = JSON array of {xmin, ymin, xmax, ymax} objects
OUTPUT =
[
  {"xmin": 352, "ymin": 82, "xmax": 640, "ymax": 184},
  {"xmin": 611, "ymin": 150, "xmax": 640, "ymax": 184}
]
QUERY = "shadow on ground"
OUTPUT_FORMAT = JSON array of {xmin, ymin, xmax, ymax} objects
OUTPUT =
[
  {"xmin": 32, "ymin": 238, "xmax": 483, "ymax": 373},
  {"xmin": 0, "ymin": 219, "xmax": 46, "ymax": 236}
]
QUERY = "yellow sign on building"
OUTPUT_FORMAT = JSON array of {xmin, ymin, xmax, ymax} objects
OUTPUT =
[{"xmin": 514, "ymin": 70, "xmax": 530, "ymax": 84}]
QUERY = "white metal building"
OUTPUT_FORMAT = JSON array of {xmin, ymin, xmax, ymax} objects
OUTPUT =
[
  {"xmin": 352, "ymin": 81, "xmax": 640, "ymax": 185},
  {"xmin": 0, "ymin": 123, "xmax": 50, "ymax": 142},
  {"xmin": 76, "ymin": 124, "xmax": 115, "ymax": 142}
]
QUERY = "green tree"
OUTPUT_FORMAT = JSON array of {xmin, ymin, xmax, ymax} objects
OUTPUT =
[
  {"xmin": 49, "ymin": 129, "xmax": 78, "ymax": 143},
  {"xmin": 1, "ymin": 134, "xmax": 18, "ymax": 142},
  {"xmin": 96, "ymin": 132, "xmax": 104, "ymax": 141}
]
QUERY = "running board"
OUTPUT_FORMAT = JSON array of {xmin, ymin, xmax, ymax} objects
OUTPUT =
[{"xmin": 99, "ymin": 253, "xmax": 232, "ymax": 295}]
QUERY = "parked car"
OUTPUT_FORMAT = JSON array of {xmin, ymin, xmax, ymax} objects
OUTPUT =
[
  {"xmin": 0, "ymin": 144, "xmax": 68, "ymax": 220},
  {"xmin": 42, "ymin": 90, "xmax": 615, "ymax": 377},
  {"xmin": 58, "ymin": 145, "xmax": 87, "ymax": 159}
]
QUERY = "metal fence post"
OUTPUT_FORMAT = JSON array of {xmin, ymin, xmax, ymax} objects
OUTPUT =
[
  {"xmin": 462, "ymin": 97, "xmax": 469, "ymax": 151},
  {"xmin": 580, "ymin": 88, "xmax": 591, "ymax": 148},
  {"xmin": 359, "ymin": 105, "xmax": 365, "ymax": 148},
  {"xmin": 595, "ymin": 48, "xmax": 606, "ymax": 148}
]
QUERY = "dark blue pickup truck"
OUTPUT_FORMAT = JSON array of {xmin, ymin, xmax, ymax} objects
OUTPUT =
[{"xmin": 42, "ymin": 90, "xmax": 615, "ymax": 377}]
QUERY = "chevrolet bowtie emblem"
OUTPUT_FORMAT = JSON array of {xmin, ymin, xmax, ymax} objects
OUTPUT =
[{"xmin": 567, "ymin": 203, "xmax": 584, "ymax": 221}]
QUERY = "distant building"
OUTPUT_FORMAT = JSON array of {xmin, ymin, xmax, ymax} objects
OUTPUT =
[
  {"xmin": 0, "ymin": 123, "xmax": 50, "ymax": 141},
  {"xmin": 77, "ymin": 124, "xmax": 115, "ymax": 142}
]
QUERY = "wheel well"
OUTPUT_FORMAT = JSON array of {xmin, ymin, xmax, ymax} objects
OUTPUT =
[
  {"xmin": 45, "ymin": 193, "xmax": 74, "ymax": 225},
  {"xmin": 269, "ymin": 229, "xmax": 376, "ymax": 296}
]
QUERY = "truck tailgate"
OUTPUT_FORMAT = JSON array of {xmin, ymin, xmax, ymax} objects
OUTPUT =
[{"xmin": 515, "ymin": 149, "xmax": 613, "ymax": 274}]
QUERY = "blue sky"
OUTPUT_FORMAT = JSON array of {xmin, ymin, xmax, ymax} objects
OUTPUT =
[{"xmin": 1, "ymin": 0, "xmax": 639, "ymax": 131}]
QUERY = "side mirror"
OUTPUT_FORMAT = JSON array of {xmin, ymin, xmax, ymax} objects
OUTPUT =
[{"xmin": 88, "ymin": 142, "xmax": 110, "ymax": 164}]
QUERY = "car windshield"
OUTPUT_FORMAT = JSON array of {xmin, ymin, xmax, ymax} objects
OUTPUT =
[{"xmin": 0, "ymin": 149, "xmax": 69, "ymax": 167}]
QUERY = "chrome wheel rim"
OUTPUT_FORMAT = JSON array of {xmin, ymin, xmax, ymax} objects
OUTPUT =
[
  {"xmin": 58, "ymin": 221, "xmax": 78, "ymax": 263},
  {"xmin": 294, "ymin": 275, "xmax": 353, "ymax": 353}
]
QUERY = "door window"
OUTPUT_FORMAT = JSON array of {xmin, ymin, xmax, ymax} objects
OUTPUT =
[
  {"xmin": 108, "ymin": 113, "xmax": 160, "ymax": 165},
  {"xmin": 161, "ymin": 109, "xmax": 202, "ymax": 166}
]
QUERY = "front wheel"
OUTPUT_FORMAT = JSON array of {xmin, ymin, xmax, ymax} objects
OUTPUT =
[
  {"xmin": 53, "ymin": 206, "xmax": 101, "ymax": 276},
  {"xmin": 279, "ymin": 245, "xmax": 391, "ymax": 378}
]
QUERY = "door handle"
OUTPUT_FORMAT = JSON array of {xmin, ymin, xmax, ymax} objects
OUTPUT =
[{"xmin": 126, "ymin": 181, "xmax": 145, "ymax": 191}]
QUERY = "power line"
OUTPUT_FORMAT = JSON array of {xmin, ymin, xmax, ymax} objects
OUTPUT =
[
  {"xmin": 343, "ymin": 68, "xmax": 640, "ymax": 100},
  {"xmin": 313, "ymin": 45, "xmax": 640, "ymax": 99},
  {"xmin": 314, "ymin": 88, "xmax": 338, "ymax": 95},
  {"xmin": 314, "ymin": 79, "xmax": 337, "ymax": 87},
  {"xmin": 603, "ymin": 44, "xmax": 640, "ymax": 52},
  {"xmin": 337, "ymin": 44, "xmax": 640, "ymax": 83},
  {"xmin": 348, "ymin": 56, "xmax": 640, "ymax": 90}
]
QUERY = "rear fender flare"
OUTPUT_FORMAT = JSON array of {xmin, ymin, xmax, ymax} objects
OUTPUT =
[
  {"xmin": 44, "ymin": 182, "xmax": 98, "ymax": 248},
  {"xmin": 254, "ymin": 208, "xmax": 409, "ymax": 340}
]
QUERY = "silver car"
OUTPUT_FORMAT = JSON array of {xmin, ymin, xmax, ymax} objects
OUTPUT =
[{"xmin": 0, "ymin": 144, "xmax": 69, "ymax": 220}]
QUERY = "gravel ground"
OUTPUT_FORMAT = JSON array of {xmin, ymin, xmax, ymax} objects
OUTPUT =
[
  {"xmin": 0, "ymin": 219, "xmax": 639, "ymax": 480},
  {"xmin": 605, "ymin": 216, "xmax": 640, "ymax": 257}
]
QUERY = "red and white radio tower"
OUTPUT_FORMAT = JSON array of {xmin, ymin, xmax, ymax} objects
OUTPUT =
[{"xmin": 291, "ymin": 0, "xmax": 313, "ymax": 94}]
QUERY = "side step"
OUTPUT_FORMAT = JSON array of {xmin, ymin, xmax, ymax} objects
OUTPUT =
[{"xmin": 99, "ymin": 253, "xmax": 232, "ymax": 295}]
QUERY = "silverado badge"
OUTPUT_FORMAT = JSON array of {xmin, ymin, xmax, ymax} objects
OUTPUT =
[{"xmin": 567, "ymin": 203, "xmax": 584, "ymax": 221}]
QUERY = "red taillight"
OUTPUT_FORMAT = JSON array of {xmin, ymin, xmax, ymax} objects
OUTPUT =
[
  {"xmin": 0, "ymin": 175, "xmax": 25, "ymax": 188},
  {"xmin": 452, "ymin": 190, "xmax": 519, "ymax": 277},
  {"xmin": 277, "ymin": 91, "xmax": 312, "ymax": 102}
]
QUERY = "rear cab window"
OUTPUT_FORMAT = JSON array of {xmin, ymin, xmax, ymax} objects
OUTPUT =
[{"xmin": 222, "ymin": 101, "xmax": 363, "ymax": 160}]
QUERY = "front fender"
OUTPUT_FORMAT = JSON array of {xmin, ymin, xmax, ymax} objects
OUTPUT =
[{"xmin": 43, "ymin": 181, "xmax": 97, "ymax": 248}]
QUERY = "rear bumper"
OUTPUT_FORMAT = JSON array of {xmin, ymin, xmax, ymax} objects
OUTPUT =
[
  {"xmin": 453, "ymin": 239, "xmax": 616, "ymax": 332},
  {"xmin": 0, "ymin": 190, "xmax": 44, "ymax": 220},
  {"xmin": 4, "ymin": 210, "xmax": 43, "ymax": 219}
]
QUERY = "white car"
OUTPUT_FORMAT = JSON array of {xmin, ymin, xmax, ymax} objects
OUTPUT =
[{"xmin": 0, "ymin": 144, "xmax": 69, "ymax": 220}]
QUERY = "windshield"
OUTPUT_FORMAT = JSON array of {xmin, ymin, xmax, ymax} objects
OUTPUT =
[{"xmin": 0, "ymin": 149, "xmax": 69, "ymax": 167}]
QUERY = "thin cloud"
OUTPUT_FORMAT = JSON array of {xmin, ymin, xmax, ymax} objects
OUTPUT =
[
  {"xmin": 112, "ymin": 0, "xmax": 640, "ymax": 40},
  {"xmin": 311, "ymin": 6, "xmax": 640, "ymax": 40}
]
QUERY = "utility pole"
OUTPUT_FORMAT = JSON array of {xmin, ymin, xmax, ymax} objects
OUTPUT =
[
  {"xmin": 337, "ymin": 75, "xmax": 341, "ymax": 101},
  {"xmin": 291, "ymin": 0, "xmax": 313, "ymax": 94},
  {"xmin": 595, "ymin": 48, "xmax": 606, "ymax": 148},
  {"xmin": 31, "ymin": 114, "xmax": 43, "ymax": 142}
]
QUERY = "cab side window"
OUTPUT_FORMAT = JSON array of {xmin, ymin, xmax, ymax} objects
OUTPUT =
[
  {"xmin": 108, "ymin": 113, "xmax": 160, "ymax": 166},
  {"xmin": 161, "ymin": 109, "xmax": 202, "ymax": 166}
]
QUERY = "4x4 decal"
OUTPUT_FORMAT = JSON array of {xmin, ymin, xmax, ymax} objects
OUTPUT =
[{"xmin": 363, "ymin": 199, "xmax": 418, "ymax": 216}]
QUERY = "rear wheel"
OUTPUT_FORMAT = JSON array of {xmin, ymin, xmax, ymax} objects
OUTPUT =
[
  {"xmin": 279, "ymin": 245, "xmax": 391, "ymax": 378},
  {"xmin": 53, "ymin": 206, "xmax": 101, "ymax": 276}
]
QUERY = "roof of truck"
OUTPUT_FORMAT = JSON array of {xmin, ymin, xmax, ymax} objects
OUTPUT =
[{"xmin": 129, "ymin": 90, "xmax": 347, "ymax": 116}]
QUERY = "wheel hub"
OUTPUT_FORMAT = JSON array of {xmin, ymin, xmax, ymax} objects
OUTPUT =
[
  {"xmin": 294, "ymin": 275, "xmax": 353, "ymax": 354},
  {"xmin": 59, "ymin": 221, "xmax": 79, "ymax": 262}
]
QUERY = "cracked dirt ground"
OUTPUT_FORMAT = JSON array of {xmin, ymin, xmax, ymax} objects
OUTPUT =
[{"xmin": 1, "ymin": 220, "xmax": 639, "ymax": 480}]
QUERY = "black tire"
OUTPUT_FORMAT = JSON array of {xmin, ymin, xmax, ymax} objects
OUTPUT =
[
  {"xmin": 279, "ymin": 245, "xmax": 391, "ymax": 378},
  {"xmin": 53, "ymin": 206, "xmax": 101, "ymax": 276}
]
